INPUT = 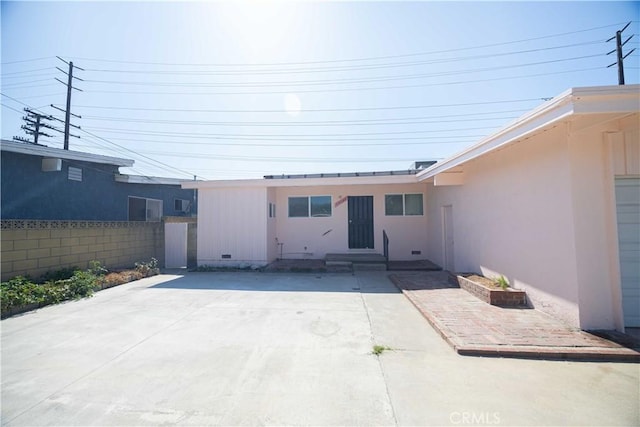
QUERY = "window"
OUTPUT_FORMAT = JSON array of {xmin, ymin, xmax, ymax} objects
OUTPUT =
[
  {"xmin": 310, "ymin": 196, "xmax": 331, "ymax": 217},
  {"xmin": 288, "ymin": 197, "xmax": 309, "ymax": 217},
  {"xmin": 385, "ymin": 194, "xmax": 423, "ymax": 216},
  {"xmin": 128, "ymin": 196, "xmax": 162, "ymax": 222},
  {"xmin": 288, "ymin": 196, "xmax": 332, "ymax": 217},
  {"xmin": 268, "ymin": 202, "xmax": 276, "ymax": 218},
  {"xmin": 174, "ymin": 198, "xmax": 190, "ymax": 213}
]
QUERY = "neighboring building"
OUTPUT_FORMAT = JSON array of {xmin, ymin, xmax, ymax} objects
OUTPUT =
[
  {"xmin": 1, "ymin": 140, "xmax": 197, "ymax": 220},
  {"xmin": 184, "ymin": 84, "xmax": 639, "ymax": 332}
]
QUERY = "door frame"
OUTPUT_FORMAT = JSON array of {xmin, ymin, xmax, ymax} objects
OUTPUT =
[{"xmin": 347, "ymin": 196, "xmax": 375, "ymax": 249}]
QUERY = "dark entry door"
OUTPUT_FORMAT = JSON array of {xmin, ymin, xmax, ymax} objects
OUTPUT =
[{"xmin": 348, "ymin": 196, "xmax": 374, "ymax": 249}]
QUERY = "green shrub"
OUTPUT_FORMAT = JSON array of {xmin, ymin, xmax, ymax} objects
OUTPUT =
[
  {"xmin": 67, "ymin": 270, "xmax": 101, "ymax": 299},
  {"xmin": 1, "ymin": 262, "xmax": 107, "ymax": 314},
  {"xmin": 40, "ymin": 266, "xmax": 78, "ymax": 283},
  {"xmin": 0, "ymin": 277, "xmax": 44, "ymax": 312}
]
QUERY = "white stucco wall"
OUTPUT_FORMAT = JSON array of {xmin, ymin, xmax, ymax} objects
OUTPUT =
[
  {"xmin": 426, "ymin": 114, "xmax": 639, "ymax": 330},
  {"xmin": 274, "ymin": 183, "xmax": 429, "ymax": 260},
  {"xmin": 196, "ymin": 187, "xmax": 269, "ymax": 267}
]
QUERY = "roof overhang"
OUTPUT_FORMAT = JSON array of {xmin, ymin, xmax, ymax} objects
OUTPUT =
[
  {"xmin": 115, "ymin": 174, "xmax": 186, "ymax": 185},
  {"xmin": 182, "ymin": 173, "xmax": 420, "ymax": 189},
  {"xmin": 1, "ymin": 139, "xmax": 134, "ymax": 167},
  {"xmin": 416, "ymin": 85, "xmax": 640, "ymax": 182}
]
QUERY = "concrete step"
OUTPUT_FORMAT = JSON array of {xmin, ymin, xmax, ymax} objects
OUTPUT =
[
  {"xmin": 352, "ymin": 262, "xmax": 387, "ymax": 271},
  {"xmin": 325, "ymin": 253, "xmax": 387, "ymax": 263},
  {"xmin": 325, "ymin": 260, "xmax": 353, "ymax": 268}
]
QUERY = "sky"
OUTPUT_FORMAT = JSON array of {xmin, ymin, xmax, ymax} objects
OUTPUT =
[{"xmin": 1, "ymin": 1, "xmax": 639, "ymax": 180}]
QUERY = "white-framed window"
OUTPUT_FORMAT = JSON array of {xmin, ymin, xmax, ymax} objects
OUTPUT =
[
  {"xmin": 385, "ymin": 193, "xmax": 423, "ymax": 216},
  {"xmin": 128, "ymin": 196, "xmax": 162, "ymax": 222},
  {"xmin": 268, "ymin": 202, "xmax": 276, "ymax": 218},
  {"xmin": 288, "ymin": 196, "xmax": 332, "ymax": 217}
]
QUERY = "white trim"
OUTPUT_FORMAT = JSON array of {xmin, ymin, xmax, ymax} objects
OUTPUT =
[
  {"xmin": 182, "ymin": 173, "xmax": 418, "ymax": 189},
  {"xmin": 417, "ymin": 85, "xmax": 640, "ymax": 181},
  {"xmin": 115, "ymin": 174, "xmax": 185, "ymax": 185},
  {"xmin": 1, "ymin": 139, "xmax": 134, "ymax": 167}
]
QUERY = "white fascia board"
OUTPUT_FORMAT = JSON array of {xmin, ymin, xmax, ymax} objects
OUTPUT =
[
  {"xmin": 115, "ymin": 174, "xmax": 185, "ymax": 185},
  {"xmin": 1, "ymin": 139, "xmax": 134, "ymax": 167},
  {"xmin": 181, "ymin": 174, "xmax": 419, "ymax": 189},
  {"xmin": 416, "ymin": 85, "xmax": 640, "ymax": 181}
]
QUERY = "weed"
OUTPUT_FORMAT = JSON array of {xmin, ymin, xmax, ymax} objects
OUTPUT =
[
  {"xmin": 372, "ymin": 345, "xmax": 393, "ymax": 356},
  {"xmin": 494, "ymin": 275, "xmax": 509, "ymax": 290}
]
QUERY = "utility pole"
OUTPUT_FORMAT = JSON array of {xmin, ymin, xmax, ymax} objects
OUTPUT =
[
  {"xmin": 13, "ymin": 108, "xmax": 61, "ymax": 145},
  {"xmin": 607, "ymin": 22, "xmax": 635, "ymax": 85},
  {"xmin": 54, "ymin": 57, "xmax": 84, "ymax": 149}
]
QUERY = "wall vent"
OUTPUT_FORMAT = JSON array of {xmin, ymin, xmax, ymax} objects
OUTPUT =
[{"xmin": 221, "ymin": 254, "xmax": 231, "ymax": 259}]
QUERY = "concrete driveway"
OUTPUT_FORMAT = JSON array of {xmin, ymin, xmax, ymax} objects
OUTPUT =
[{"xmin": 2, "ymin": 272, "xmax": 638, "ymax": 426}]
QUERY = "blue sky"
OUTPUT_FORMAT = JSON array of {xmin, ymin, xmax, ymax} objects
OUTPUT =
[{"xmin": 1, "ymin": 1, "xmax": 638, "ymax": 180}]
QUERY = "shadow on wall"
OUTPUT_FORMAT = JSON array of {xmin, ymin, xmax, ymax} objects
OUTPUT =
[{"xmin": 149, "ymin": 272, "xmax": 401, "ymax": 294}]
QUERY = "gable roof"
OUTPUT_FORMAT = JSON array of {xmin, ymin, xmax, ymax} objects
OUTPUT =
[{"xmin": 1, "ymin": 139, "xmax": 134, "ymax": 167}]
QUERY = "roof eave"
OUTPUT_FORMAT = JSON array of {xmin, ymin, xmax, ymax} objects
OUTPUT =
[
  {"xmin": 1, "ymin": 139, "xmax": 134, "ymax": 167},
  {"xmin": 416, "ymin": 84, "xmax": 640, "ymax": 181},
  {"xmin": 182, "ymin": 173, "xmax": 420, "ymax": 189}
]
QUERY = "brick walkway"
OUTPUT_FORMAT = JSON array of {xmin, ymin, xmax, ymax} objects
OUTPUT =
[{"xmin": 390, "ymin": 271, "xmax": 640, "ymax": 362}]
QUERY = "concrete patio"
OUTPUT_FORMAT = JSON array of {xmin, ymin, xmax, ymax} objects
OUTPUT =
[{"xmin": 1, "ymin": 271, "xmax": 638, "ymax": 426}]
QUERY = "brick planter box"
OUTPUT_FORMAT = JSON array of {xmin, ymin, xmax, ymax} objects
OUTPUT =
[{"xmin": 457, "ymin": 274, "xmax": 527, "ymax": 307}]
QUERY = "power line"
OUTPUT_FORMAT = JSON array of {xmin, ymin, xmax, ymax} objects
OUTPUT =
[
  {"xmin": 82, "ymin": 66, "xmax": 605, "ymax": 96},
  {"xmin": 79, "ymin": 110, "xmax": 525, "ymax": 127},
  {"xmin": 1, "ymin": 92, "xmax": 202, "ymax": 179},
  {"xmin": 75, "ymin": 97, "xmax": 544, "ymax": 114},
  {"xmin": 81, "ymin": 53, "xmax": 607, "ymax": 89},
  {"xmin": 1, "ymin": 57, "xmax": 54, "ymax": 66},
  {"xmin": 75, "ymin": 134, "xmax": 480, "ymax": 147},
  {"xmin": 77, "ymin": 128, "xmax": 203, "ymax": 179},
  {"xmin": 82, "ymin": 126, "xmax": 489, "ymax": 141},
  {"xmin": 82, "ymin": 51, "xmax": 605, "ymax": 77},
  {"xmin": 69, "ymin": 22, "xmax": 626, "ymax": 68}
]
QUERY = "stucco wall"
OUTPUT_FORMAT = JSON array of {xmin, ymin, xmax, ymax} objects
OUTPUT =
[
  {"xmin": 425, "ymin": 114, "xmax": 640, "ymax": 330},
  {"xmin": 274, "ymin": 183, "xmax": 429, "ymax": 260},
  {"xmin": 426, "ymin": 124, "xmax": 582, "ymax": 327},
  {"xmin": 196, "ymin": 187, "xmax": 268, "ymax": 267}
]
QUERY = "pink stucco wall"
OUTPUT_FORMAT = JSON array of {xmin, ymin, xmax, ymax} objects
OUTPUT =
[{"xmin": 426, "ymin": 114, "xmax": 639, "ymax": 330}]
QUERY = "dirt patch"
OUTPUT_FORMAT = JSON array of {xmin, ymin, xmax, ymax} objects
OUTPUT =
[{"xmin": 464, "ymin": 274, "xmax": 503, "ymax": 289}]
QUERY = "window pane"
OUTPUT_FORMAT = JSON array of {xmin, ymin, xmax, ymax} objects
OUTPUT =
[
  {"xmin": 288, "ymin": 197, "xmax": 309, "ymax": 217},
  {"xmin": 310, "ymin": 196, "xmax": 331, "ymax": 217},
  {"xmin": 146, "ymin": 199, "xmax": 162, "ymax": 222},
  {"xmin": 405, "ymin": 194, "xmax": 423, "ymax": 215},
  {"xmin": 128, "ymin": 197, "xmax": 146, "ymax": 221},
  {"xmin": 385, "ymin": 194, "xmax": 404, "ymax": 215}
]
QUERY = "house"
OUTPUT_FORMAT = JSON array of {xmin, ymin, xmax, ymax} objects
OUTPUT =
[
  {"xmin": 419, "ymin": 85, "xmax": 639, "ymax": 331},
  {"xmin": 1, "ymin": 139, "xmax": 197, "ymax": 220},
  {"xmin": 184, "ymin": 84, "xmax": 639, "ymax": 332}
]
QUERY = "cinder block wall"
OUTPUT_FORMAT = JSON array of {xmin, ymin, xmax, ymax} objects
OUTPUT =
[{"xmin": 1, "ymin": 220, "xmax": 164, "ymax": 281}]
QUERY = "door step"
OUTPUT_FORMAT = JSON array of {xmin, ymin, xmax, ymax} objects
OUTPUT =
[{"xmin": 352, "ymin": 262, "xmax": 388, "ymax": 271}]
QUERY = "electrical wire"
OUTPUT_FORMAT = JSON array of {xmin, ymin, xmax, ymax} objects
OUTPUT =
[
  {"xmin": 75, "ymin": 98, "xmax": 544, "ymax": 113},
  {"xmin": 79, "ymin": 110, "xmax": 525, "ymax": 127},
  {"xmin": 82, "ymin": 66, "xmax": 605, "ymax": 96},
  {"xmin": 81, "ymin": 53, "xmax": 607, "ymax": 88},
  {"xmin": 67, "ymin": 22, "xmax": 627, "ymax": 70}
]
